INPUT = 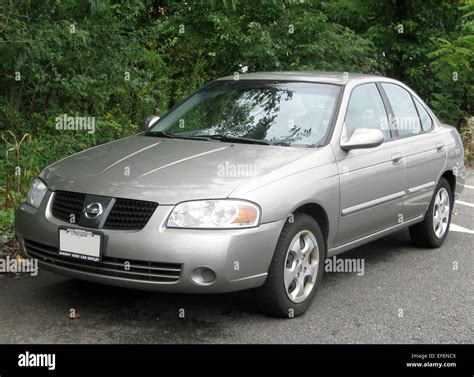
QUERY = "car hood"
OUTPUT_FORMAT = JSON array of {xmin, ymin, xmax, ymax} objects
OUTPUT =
[{"xmin": 40, "ymin": 135, "xmax": 316, "ymax": 204}]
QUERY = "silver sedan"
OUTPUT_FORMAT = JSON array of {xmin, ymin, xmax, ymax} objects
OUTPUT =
[{"xmin": 15, "ymin": 72, "xmax": 466, "ymax": 317}]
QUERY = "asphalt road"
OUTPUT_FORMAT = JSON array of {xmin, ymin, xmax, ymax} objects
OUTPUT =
[{"xmin": 1, "ymin": 171, "xmax": 473, "ymax": 344}]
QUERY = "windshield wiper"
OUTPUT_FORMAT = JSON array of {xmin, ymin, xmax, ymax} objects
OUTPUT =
[
  {"xmin": 195, "ymin": 134, "xmax": 270, "ymax": 145},
  {"xmin": 146, "ymin": 131, "xmax": 315, "ymax": 147},
  {"xmin": 145, "ymin": 130, "xmax": 212, "ymax": 141},
  {"xmin": 147, "ymin": 131, "xmax": 270, "ymax": 145}
]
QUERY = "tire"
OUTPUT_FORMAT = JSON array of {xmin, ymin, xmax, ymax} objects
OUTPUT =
[
  {"xmin": 256, "ymin": 214, "xmax": 326, "ymax": 318},
  {"xmin": 409, "ymin": 177, "xmax": 453, "ymax": 248}
]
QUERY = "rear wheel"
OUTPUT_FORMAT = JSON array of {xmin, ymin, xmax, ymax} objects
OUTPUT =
[
  {"xmin": 256, "ymin": 214, "xmax": 325, "ymax": 317},
  {"xmin": 409, "ymin": 177, "xmax": 452, "ymax": 248}
]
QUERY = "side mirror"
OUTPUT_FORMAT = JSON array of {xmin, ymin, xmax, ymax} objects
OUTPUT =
[
  {"xmin": 141, "ymin": 115, "xmax": 160, "ymax": 132},
  {"xmin": 340, "ymin": 128, "xmax": 384, "ymax": 151}
]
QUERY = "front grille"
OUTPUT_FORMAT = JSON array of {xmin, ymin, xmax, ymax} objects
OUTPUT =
[
  {"xmin": 51, "ymin": 192, "xmax": 158, "ymax": 230},
  {"xmin": 104, "ymin": 198, "xmax": 158, "ymax": 230},
  {"xmin": 52, "ymin": 191, "xmax": 86, "ymax": 223},
  {"xmin": 24, "ymin": 239, "xmax": 181, "ymax": 283}
]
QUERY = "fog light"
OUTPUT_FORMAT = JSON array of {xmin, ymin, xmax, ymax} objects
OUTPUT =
[{"xmin": 190, "ymin": 266, "xmax": 216, "ymax": 285}]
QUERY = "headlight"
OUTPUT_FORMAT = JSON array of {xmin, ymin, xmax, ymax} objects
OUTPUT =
[
  {"xmin": 26, "ymin": 178, "xmax": 47, "ymax": 208},
  {"xmin": 167, "ymin": 200, "xmax": 261, "ymax": 229}
]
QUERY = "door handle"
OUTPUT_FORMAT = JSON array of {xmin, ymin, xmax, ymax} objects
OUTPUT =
[
  {"xmin": 391, "ymin": 153, "xmax": 403, "ymax": 165},
  {"xmin": 436, "ymin": 142, "xmax": 445, "ymax": 152}
]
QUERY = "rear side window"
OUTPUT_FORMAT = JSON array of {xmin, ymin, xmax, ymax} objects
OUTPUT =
[
  {"xmin": 382, "ymin": 83, "xmax": 421, "ymax": 136},
  {"xmin": 345, "ymin": 83, "xmax": 391, "ymax": 140},
  {"xmin": 413, "ymin": 97, "xmax": 433, "ymax": 131}
]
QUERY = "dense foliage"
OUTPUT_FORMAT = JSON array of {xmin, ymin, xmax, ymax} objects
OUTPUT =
[{"xmin": 0, "ymin": 0, "xmax": 473, "ymax": 232}]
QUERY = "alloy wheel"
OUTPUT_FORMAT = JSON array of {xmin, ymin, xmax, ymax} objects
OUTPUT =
[
  {"xmin": 284, "ymin": 230, "xmax": 319, "ymax": 303},
  {"xmin": 432, "ymin": 187, "xmax": 450, "ymax": 239}
]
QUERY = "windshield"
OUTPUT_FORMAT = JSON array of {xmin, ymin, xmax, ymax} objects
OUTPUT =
[{"xmin": 148, "ymin": 80, "xmax": 341, "ymax": 147}]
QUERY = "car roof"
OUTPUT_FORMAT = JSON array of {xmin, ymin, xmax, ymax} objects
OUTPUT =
[{"xmin": 216, "ymin": 71, "xmax": 385, "ymax": 85}]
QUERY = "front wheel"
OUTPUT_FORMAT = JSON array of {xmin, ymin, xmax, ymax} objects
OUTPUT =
[
  {"xmin": 409, "ymin": 177, "xmax": 453, "ymax": 248},
  {"xmin": 256, "ymin": 214, "xmax": 325, "ymax": 317}
]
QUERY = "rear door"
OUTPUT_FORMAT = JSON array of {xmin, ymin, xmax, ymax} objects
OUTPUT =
[
  {"xmin": 380, "ymin": 83, "xmax": 447, "ymax": 221},
  {"xmin": 334, "ymin": 83, "xmax": 406, "ymax": 247}
]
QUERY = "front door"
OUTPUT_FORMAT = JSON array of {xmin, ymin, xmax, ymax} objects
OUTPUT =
[{"xmin": 334, "ymin": 83, "xmax": 406, "ymax": 247}]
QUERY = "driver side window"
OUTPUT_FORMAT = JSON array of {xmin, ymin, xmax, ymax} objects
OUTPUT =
[{"xmin": 345, "ymin": 83, "xmax": 391, "ymax": 140}]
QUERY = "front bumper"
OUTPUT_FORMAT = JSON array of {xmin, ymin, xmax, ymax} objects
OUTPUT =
[{"xmin": 15, "ymin": 191, "xmax": 285, "ymax": 293}]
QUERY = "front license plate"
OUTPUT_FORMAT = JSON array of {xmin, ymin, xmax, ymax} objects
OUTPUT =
[{"xmin": 58, "ymin": 227, "xmax": 103, "ymax": 263}]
